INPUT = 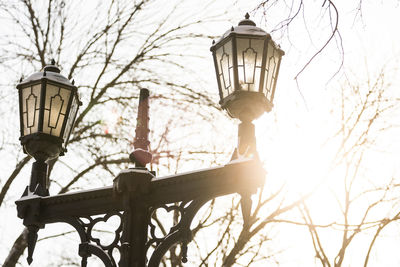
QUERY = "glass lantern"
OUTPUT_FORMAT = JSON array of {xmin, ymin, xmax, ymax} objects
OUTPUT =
[
  {"xmin": 17, "ymin": 61, "xmax": 80, "ymax": 161},
  {"xmin": 211, "ymin": 13, "xmax": 284, "ymax": 121}
]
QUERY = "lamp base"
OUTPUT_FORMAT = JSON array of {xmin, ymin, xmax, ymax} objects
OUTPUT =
[
  {"xmin": 220, "ymin": 91, "xmax": 272, "ymax": 121},
  {"xmin": 21, "ymin": 132, "xmax": 63, "ymax": 161}
]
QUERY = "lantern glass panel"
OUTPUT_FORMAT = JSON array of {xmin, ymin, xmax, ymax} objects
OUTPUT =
[
  {"xmin": 63, "ymin": 95, "xmax": 79, "ymax": 143},
  {"xmin": 263, "ymin": 42, "xmax": 280, "ymax": 100},
  {"xmin": 21, "ymin": 84, "xmax": 41, "ymax": 135},
  {"xmin": 43, "ymin": 84, "xmax": 71, "ymax": 137},
  {"xmin": 236, "ymin": 38, "xmax": 264, "ymax": 92},
  {"xmin": 215, "ymin": 39, "xmax": 234, "ymax": 98}
]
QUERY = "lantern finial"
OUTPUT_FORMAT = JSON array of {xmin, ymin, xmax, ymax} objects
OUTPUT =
[
  {"xmin": 44, "ymin": 60, "xmax": 60, "ymax": 73},
  {"xmin": 238, "ymin": 13, "xmax": 256, "ymax": 26}
]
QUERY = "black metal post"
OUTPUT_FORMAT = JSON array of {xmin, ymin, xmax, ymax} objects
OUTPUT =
[
  {"xmin": 15, "ymin": 160, "xmax": 50, "ymax": 265},
  {"xmin": 117, "ymin": 88, "xmax": 155, "ymax": 266},
  {"xmin": 238, "ymin": 120, "xmax": 256, "ymax": 156},
  {"xmin": 235, "ymin": 118, "xmax": 260, "ymax": 228},
  {"xmin": 231, "ymin": 118, "xmax": 259, "ymax": 162},
  {"xmin": 29, "ymin": 160, "xmax": 49, "ymax": 196},
  {"xmin": 128, "ymin": 200, "xmax": 151, "ymax": 266},
  {"xmin": 114, "ymin": 167, "xmax": 154, "ymax": 267}
]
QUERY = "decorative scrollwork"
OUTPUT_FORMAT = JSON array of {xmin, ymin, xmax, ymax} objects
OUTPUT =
[
  {"xmin": 146, "ymin": 198, "xmax": 210, "ymax": 266},
  {"xmin": 61, "ymin": 211, "xmax": 123, "ymax": 267},
  {"xmin": 148, "ymin": 201, "xmax": 187, "ymax": 246}
]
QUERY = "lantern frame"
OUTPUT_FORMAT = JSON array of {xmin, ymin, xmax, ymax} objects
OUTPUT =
[
  {"xmin": 17, "ymin": 62, "xmax": 80, "ymax": 161},
  {"xmin": 210, "ymin": 14, "xmax": 284, "ymax": 121}
]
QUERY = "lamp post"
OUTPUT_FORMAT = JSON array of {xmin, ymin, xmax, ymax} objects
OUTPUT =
[
  {"xmin": 15, "ymin": 14, "xmax": 282, "ymax": 267},
  {"xmin": 16, "ymin": 60, "xmax": 81, "ymax": 264}
]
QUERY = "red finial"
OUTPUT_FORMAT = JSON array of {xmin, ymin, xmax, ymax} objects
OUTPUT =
[{"xmin": 130, "ymin": 89, "xmax": 152, "ymax": 167}]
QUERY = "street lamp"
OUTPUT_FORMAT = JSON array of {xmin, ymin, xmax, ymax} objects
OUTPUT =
[
  {"xmin": 17, "ymin": 59, "xmax": 80, "ymax": 162},
  {"xmin": 211, "ymin": 13, "xmax": 284, "ymax": 158},
  {"xmin": 16, "ymin": 60, "xmax": 80, "ymax": 199},
  {"xmin": 15, "ymin": 14, "xmax": 281, "ymax": 267}
]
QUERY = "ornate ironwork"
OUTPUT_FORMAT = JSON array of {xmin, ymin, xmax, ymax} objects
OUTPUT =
[
  {"xmin": 16, "ymin": 158, "xmax": 264, "ymax": 266},
  {"xmin": 15, "ymin": 88, "xmax": 266, "ymax": 266},
  {"xmin": 147, "ymin": 198, "xmax": 209, "ymax": 266},
  {"xmin": 75, "ymin": 212, "xmax": 123, "ymax": 266}
]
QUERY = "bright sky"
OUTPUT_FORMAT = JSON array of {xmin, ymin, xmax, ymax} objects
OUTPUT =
[
  {"xmin": 253, "ymin": 1, "xmax": 400, "ymax": 266},
  {"xmin": 1, "ymin": 0, "xmax": 400, "ymax": 266}
]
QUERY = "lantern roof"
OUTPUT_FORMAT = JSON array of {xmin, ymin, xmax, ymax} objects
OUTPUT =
[
  {"xmin": 17, "ymin": 60, "xmax": 75, "ymax": 88},
  {"xmin": 211, "ymin": 13, "xmax": 284, "ymax": 56},
  {"xmin": 221, "ymin": 13, "xmax": 269, "ymax": 39}
]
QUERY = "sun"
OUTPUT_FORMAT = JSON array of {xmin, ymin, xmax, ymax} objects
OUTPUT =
[{"xmin": 255, "ymin": 112, "xmax": 336, "ymax": 200}]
